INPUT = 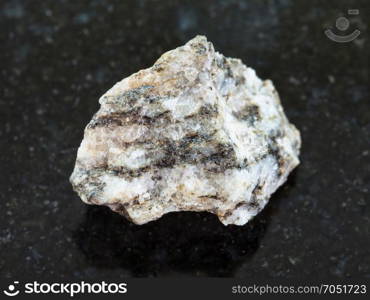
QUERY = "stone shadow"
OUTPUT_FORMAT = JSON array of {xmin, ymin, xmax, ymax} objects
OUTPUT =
[{"xmin": 74, "ymin": 171, "xmax": 297, "ymax": 277}]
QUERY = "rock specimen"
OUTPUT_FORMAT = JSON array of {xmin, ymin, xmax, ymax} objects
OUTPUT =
[{"xmin": 70, "ymin": 36, "xmax": 301, "ymax": 226}]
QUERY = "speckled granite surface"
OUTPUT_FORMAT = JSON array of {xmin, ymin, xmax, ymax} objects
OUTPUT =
[{"xmin": 1, "ymin": 0, "xmax": 369, "ymax": 280}]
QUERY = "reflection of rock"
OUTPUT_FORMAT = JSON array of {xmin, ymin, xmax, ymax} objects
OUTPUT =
[
  {"xmin": 70, "ymin": 35, "xmax": 301, "ymax": 226},
  {"xmin": 74, "ymin": 207, "xmax": 266, "ymax": 276},
  {"xmin": 74, "ymin": 171, "xmax": 296, "ymax": 277}
]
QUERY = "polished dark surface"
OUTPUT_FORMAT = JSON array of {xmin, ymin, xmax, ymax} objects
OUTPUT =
[{"xmin": 1, "ymin": 0, "xmax": 369, "ymax": 280}]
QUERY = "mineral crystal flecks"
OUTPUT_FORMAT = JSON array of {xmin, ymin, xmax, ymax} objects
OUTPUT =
[{"xmin": 70, "ymin": 35, "xmax": 301, "ymax": 226}]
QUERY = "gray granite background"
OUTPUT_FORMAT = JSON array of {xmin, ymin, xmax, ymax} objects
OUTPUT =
[{"xmin": 1, "ymin": 0, "xmax": 369, "ymax": 280}]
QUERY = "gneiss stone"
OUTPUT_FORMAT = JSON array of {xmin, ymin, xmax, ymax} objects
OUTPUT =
[{"xmin": 70, "ymin": 36, "xmax": 301, "ymax": 226}]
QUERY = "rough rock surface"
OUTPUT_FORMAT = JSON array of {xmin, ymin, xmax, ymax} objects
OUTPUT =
[{"xmin": 70, "ymin": 36, "xmax": 301, "ymax": 226}]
